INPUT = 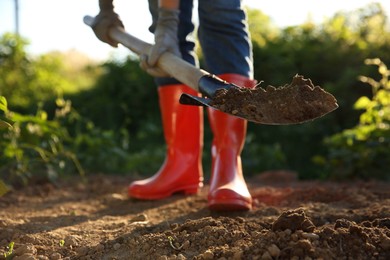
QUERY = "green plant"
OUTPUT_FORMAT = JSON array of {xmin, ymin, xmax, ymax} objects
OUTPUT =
[
  {"xmin": 0, "ymin": 33, "xmax": 99, "ymax": 111},
  {"xmin": 245, "ymin": 2, "xmax": 390, "ymax": 178},
  {"xmin": 0, "ymin": 97, "xmax": 84, "ymax": 186},
  {"xmin": 0, "ymin": 96, "xmax": 14, "ymax": 193},
  {"xmin": 3, "ymin": 241, "xmax": 14, "ymax": 258},
  {"xmin": 0, "ymin": 96, "xmax": 13, "ymax": 129},
  {"xmin": 318, "ymin": 58, "xmax": 390, "ymax": 180}
]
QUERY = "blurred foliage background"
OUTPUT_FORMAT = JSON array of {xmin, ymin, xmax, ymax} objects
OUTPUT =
[{"xmin": 1, "ymin": 3, "xmax": 389, "ymax": 188}]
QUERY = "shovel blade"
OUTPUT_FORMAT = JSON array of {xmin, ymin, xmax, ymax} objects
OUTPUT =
[{"xmin": 179, "ymin": 93, "xmax": 212, "ymax": 107}]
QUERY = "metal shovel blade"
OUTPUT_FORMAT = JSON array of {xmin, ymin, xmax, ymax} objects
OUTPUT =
[
  {"xmin": 179, "ymin": 93, "xmax": 213, "ymax": 107},
  {"xmin": 179, "ymin": 74, "xmax": 338, "ymax": 125}
]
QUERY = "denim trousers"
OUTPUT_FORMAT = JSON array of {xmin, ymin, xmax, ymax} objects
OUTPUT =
[{"xmin": 147, "ymin": 0, "xmax": 254, "ymax": 86}]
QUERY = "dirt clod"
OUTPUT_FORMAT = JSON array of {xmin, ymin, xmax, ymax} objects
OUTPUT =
[{"xmin": 272, "ymin": 208, "xmax": 315, "ymax": 232}]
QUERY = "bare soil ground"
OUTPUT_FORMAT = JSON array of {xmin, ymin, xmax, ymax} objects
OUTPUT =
[{"xmin": 0, "ymin": 171, "xmax": 389, "ymax": 260}]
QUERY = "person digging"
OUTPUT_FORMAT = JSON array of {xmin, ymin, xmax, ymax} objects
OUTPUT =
[{"xmin": 92, "ymin": 0, "xmax": 256, "ymax": 211}]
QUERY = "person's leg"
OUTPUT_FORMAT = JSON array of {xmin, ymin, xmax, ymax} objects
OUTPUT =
[
  {"xmin": 198, "ymin": 0, "xmax": 255, "ymax": 210},
  {"xmin": 198, "ymin": 0, "xmax": 254, "ymax": 77},
  {"xmin": 128, "ymin": 0, "xmax": 204, "ymax": 199}
]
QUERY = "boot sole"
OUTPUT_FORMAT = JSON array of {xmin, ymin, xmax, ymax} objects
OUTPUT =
[
  {"xmin": 129, "ymin": 184, "xmax": 200, "ymax": 200},
  {"xmin": 208, "ymin": 198, "xmax": 252, "ymax": 211}
]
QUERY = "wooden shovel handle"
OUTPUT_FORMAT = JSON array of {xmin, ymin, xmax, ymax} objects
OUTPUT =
[{"xmin": 83, "ymin": 15, "xmax": 207, "ymax": 91}]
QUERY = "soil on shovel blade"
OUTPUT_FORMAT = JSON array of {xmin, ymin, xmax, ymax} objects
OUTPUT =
[
  {"xmin": 0, "ymin": 172, "xmax": 389, "ymax": 259},
  {"xmin": 210, "ymin": 75, "xmax": 338, "ymax": 125}
]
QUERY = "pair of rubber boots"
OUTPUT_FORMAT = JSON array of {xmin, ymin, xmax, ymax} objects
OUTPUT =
[{"xmin": 128, "ymin": 74, "xmax": 255, "ymax": 211}]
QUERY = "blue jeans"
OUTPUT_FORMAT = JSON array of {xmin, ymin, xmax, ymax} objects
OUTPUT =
[{"xmin": 148, "ymin": 0, "xmax": 254, "ymax": 86}]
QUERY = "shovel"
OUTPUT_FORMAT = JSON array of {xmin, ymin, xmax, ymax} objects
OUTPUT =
[{"xmin": 83, "ymin": 16, "xmax": 338, "ymax": 125}]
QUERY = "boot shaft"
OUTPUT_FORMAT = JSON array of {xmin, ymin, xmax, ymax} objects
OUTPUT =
[
  {"xmin": 158, "ymin": 84, "xmax": 204, "ymax": 152},
  {"xmin": 208, "ymin": 74, "xmax": 257, "ymax": 151}
]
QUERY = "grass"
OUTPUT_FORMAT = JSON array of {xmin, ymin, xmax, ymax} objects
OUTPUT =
[{"xmin": 4, "ymin": 241, "xmax": 14, "ymax": 258}]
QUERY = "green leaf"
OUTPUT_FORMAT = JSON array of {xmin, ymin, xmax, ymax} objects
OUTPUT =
[
  {"xmin": 0, "ymin": 96, "xmax": 8, "ymax": 112},
  {"xmin": 354, "ymin": 96, "xmax": 371, "ymax": 110},
  {"xmin": 376, "ymin": 90, "xmax": 390, "ymax": 105}
]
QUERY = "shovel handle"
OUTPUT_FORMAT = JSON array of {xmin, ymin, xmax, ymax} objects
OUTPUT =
[{"xmin": 83, "ymin": 15, "xmax": 207, "ymax": 92}]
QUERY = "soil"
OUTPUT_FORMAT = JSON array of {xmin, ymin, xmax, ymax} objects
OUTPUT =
[
  {"xmin": 210, "ymin": 75, "xmax": 339, "ymax": 125},
  {"xmin": 1, "ymin": 171, "xmax": 389, "ymax": 260}
]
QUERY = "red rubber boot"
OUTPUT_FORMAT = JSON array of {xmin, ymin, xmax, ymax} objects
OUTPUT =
[
  {"xmin": 128, "ymin": 84, "xmax": 204, "ymax": 200},
  {"xmin": 207, "ymin": 74, "xmax": 256, "ymax": 211}
]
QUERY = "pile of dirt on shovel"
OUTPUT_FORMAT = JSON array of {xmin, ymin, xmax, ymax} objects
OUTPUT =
[{"xmin": 210, "ymin": 75, "xmax": 338, "ymax": 125}]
